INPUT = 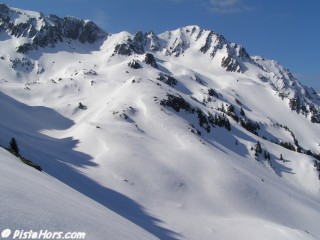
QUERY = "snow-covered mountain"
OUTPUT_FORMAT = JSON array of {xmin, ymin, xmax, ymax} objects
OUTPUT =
[{"xmin": 1, "ymin": 4, "xmax": 320, "ymax": 240}]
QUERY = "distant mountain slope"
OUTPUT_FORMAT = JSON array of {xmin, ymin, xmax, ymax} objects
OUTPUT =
[{"xmin": 0, "ymin": 4, "xmax": 320, "ymax": 240}]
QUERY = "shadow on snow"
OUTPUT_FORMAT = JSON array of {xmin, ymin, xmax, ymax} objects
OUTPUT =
[{"xmin": 0, "ymin": 91, "xmax": 180, "ymax": 240}]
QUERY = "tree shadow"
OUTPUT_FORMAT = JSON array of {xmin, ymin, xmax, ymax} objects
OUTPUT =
[
  {"xmin": 268, "ymin": 154, "xmax": 295, "ymax": 176},
  {"xmin": 0, "ymin": 31, "xmax": 12, "ymax": 41},
  {"xmin": 175, "ymin": 81, "xmax": 193, "ymax": 95},
  {"xmin": 204, "ymin": 124, "xmax": 257, "ymax": 157},
  {"xmin": 51, "ymin": 162, "xmax": 181, "ymax": 240},
  {"xmin": 0, "ymin": 91, "xmax": 180, "ymax": 240},
  {"xmin": 154, "ymin": 58, "xmax": 173, "ymax": 75},
  {"xmin": 0, "ymin": 91, "xmax": 96, "ymax": 168},
  {"xmin": 202, "ymin": 122, "xmax": 295, "ymax": 177}
]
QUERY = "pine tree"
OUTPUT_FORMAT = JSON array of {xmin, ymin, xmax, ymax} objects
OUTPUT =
[
  {"xmin": 227, "ymin": 104, "xmax": 235, "ymax": 113},
  {"xmin": 240, "ymin": 107, "xmax": 245, "ymax": 116},
  {"xmin": 9, "ymin": 138, "xmax": 19, "ymax": 155},
  {"xmin": 225, "ymin": 117, "xmax": 231, "ymax": 131},
  {"xmin": 255, "ymin": 141, "xmax": 262, "ymax": 154},
  {"xmin": 78, "ymin": 102, "xmax": 87, "ymax": 110},
  {"xmin": 220, "ymin": 104, "xmax": 225, "ymax": 113}
]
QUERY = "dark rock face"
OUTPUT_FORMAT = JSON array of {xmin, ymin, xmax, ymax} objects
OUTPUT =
[
  {"xmin": 0, "ymin": 4, "xmax": 107, "ymax": 53},
  {"xmin": 144, "ymin": 53, "xmax": 158, "ymax": 68},
  {"xmin": 157, "ymin": 73, "xmax": 177, "ymax": 87},
  {"xmin": 169, "ymin": 38, "xmax": 186, "ymax": 57},
  {"xmin": 237, "ymin": 45, "xmax": 251, "ymax": 61},
  {"xmin": 200, "ymin": 32, "xmax": 226, "ymax": 59},
  {"xmin": 146, "ymin": 32, "xmax": 160, "ymax": 51},
  {"xmin": 114, "ymin": 43, "xmax": 134, "ymax": 56},
  {"xmin": 195, "ymin": 28, "xmax": 252, "ymax": 73},
  {"xmin": 133, "ymin": 31, "xmax": 145, "ymax": 47},
  {"xmin": 79, "ymin": 21, "xmax": 105, "ymax": 44},
  {"xmin": 221, "ymin": 56, "xmax": 242, "ymax": 73},
  {"xmin": 128, "ymin": 60, "xmax": 142, "ymax": 69},
  {"xmin": 311, "ymin": 110, "xmax": 320, "ymax": 123},
  {"xmin": 0, "ymin": 4, "xmax": 10, "ymax": 16},
  {"xmin": 113, "ymin": 30, "xmax": 162, "ymax": 56},
  {"xmin": 220, "ymin": 44, "xmax": 254, "ymax": 73},
  {"xmin": 62, "ymin": 17, "xmax": 84, "ymax": 40},
  {"xmin": 114, "ymin": 31, "xmax": 145, "ymax": 56},
  {"xmin": 9, "ymin": 57, "xmax": 34, "ymax": 73}
]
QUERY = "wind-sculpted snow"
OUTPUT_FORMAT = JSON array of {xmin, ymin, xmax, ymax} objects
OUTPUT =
[{"xmin": 0, "ymin": 4, "xmax": 320, "ymax": 240}]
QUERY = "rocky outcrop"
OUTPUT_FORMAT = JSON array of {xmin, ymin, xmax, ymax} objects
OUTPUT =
[
  {"xmin": 144, "ymin": 53, "xmax": 158, "ymax": 68},
  {"xmin": 128, "ymin": 60, "xmax": 141, "ymax": 69},
  {"xmin": 0, "ymin": 4, "xmax": 107, "ymax": 53},
  {"xmin": 114, "ymin": 31, "xmax": 146, "ymax": 56},
  {"xmin": 221, "ymin": 56, "xmax": 242, "ymax": 73}
]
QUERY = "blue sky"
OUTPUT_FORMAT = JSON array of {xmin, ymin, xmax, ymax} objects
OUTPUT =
[{"xmin": 1, "ymin": 0, "xmax": 319, "ymax": 88}]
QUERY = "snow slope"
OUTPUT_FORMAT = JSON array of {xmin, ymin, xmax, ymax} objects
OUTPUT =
[
  {"xmin": 0, "ymin": 147, "xmax": 158, "ymax": 240},
  {"xmin": 0, "ymin": 5, "xmax": 320, "ymax": 240}
]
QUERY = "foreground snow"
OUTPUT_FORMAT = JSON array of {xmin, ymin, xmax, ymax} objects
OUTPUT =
[{"xmin": 0, "ymin": 148, "xmax": 158, "ymax": 240}]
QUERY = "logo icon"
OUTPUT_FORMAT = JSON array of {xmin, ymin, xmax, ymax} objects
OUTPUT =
[{"xmin": 1, "ymin": 229, "xmax": 11, "ymax": 239}]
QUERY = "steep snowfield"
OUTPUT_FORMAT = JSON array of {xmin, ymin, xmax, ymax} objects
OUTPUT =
[
  {"xmin": 1, "ymin": 5, "xmax": 320, "ymax": 240},
  {"xmin": 0, "ymin": 147, "xmax": 158, "ymax": 240}
]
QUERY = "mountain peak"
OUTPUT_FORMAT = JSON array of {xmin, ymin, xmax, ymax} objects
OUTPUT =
[
  {"xmin": 109, "ymin": 25, "xmax": 252, "ymax": 73},
  {"xmin": 0, "ymin": 3, "xmax": 108, "ymax": 53}
]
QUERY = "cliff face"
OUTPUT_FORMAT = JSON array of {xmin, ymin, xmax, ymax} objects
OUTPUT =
[{"xmin": 0, "ymin": 4, "xmax": 107, "ymax": 53}]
